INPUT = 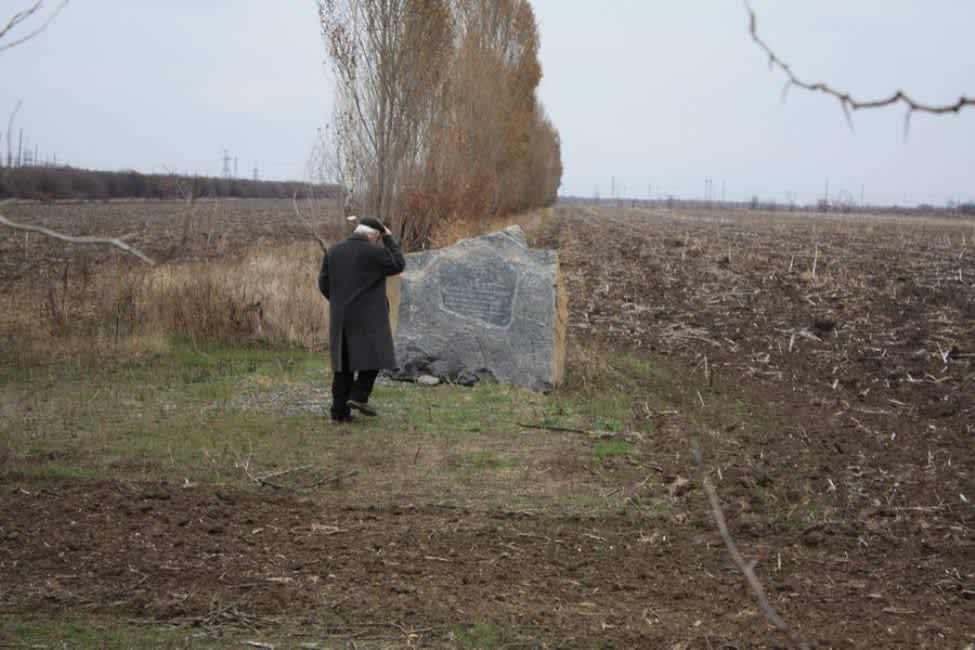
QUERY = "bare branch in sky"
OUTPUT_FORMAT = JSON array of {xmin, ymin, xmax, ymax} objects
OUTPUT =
[
  {"xmin": 0, "ymin": 0, "xmax": 69, "ymax": 53},
  {"xmin": 745, "ymin": 1, "xmax": 974, "ymax": 122}
]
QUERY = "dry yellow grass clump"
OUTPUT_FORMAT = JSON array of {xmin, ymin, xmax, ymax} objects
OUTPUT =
[{"xmin": 102, "ymin": 242, "xmax": 329, "ymax": 349}]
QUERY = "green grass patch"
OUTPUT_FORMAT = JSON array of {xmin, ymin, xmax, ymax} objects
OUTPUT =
[
  {"xmin": 0, "ymin": 338, "xmax": 692, "ymax": 516},
  {"xmin": 592, "ymin": 440, "xmax": 635, "ymax": 458},
  {"xmin": 448, "ymin": 621, "xmax": 534, "ymax": 648},
  {"xmin": 457, "ymin": 451, "xmax": 516, "ymax": 472},
  {"xmin": 610, "ymin": 353, "xmax": 673, "ymax": 383},
  {"xmin": 0, "ymin": 363, "xmax": 30, "ymax": 386},
  {"xmin": 0, "ymin": 464, "xmax": 102, "ymax": 482},
  {"xmin": 0, "ymin": 618, "xmax": 238, "ymax": 649}
]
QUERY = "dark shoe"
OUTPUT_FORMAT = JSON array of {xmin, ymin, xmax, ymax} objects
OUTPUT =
[
  {"xmin": 347, "ymin": 400, "xmax": 378, "ymax": 417},
  {"xmin": 331, "ymin": 410, "xmax": 356, "ymax": 423}
]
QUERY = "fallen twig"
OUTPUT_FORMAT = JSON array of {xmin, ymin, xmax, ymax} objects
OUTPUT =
[
  {"xmin": 0, "ymin": 208, "xmax": 155, "ymax": 265},
  {"xmin": 691, "ymin": 436, "xmax": 810, "ymax": 650},
  {"xmin": 313, "ymin": 469, "xmax": 359, "ymax": 487},
  {"xmin": 256, "ymin": 465, "xmax": 314, "ymax": 484},
  {"xmin": 517, "ymin": 422, "xmax": 613, "ymax": 437},
  {"xmin": 248, "ymin": 465, "xmax": 358, "ymax": 489}
]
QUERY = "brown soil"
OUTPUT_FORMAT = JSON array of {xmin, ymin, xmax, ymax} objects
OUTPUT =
[{"xmin": 2, "ymin": 203, "xmax": 974, "ymax": 648}]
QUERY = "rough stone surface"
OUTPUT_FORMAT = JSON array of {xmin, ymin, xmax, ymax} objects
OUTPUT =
[{"xmin": 389, "ymin": 226, "xmax": 566, "ymax": 392}]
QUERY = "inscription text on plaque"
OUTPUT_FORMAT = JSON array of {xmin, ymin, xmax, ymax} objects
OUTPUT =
[{"xmin": 437, "ymin": 257, "xmax": 516, "ymax": 327}]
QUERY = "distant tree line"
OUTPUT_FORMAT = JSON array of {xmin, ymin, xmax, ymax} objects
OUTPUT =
[
  {"xmin": 561, "ymin": 195, "xmax": 975, "ymax": 217},
  {"xmin": 318, "ymin": 0, "xmax": 562, "ymax": 248},
  {"xmin": 0, "ymin": 166, "xmax": 340, "ymax": 201}
]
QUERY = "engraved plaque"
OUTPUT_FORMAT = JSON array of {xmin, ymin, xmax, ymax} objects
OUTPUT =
[{"xmin": 437, "ymin": 256, "xmax": 516, "ymax": 327}]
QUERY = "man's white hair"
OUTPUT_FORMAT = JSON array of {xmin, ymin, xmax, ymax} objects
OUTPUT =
[{"xmin": 353, "ymin": 224, "xmax": 379, "ymax": 237}]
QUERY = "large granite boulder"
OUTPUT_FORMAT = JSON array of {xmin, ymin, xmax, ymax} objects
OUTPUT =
[{"xmin": 387, "ymin": 226, "xmax": 566, "ymax": 392}]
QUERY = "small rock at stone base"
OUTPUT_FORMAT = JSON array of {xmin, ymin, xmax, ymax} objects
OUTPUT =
[{"xmin": 416, "ymin": 375, "xmax": 441, "ymax": 386}]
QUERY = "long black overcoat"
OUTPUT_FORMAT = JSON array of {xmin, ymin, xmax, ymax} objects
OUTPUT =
[{"xmin": 318, "ymin": 233, "xmax": 406, "ymax": 372}]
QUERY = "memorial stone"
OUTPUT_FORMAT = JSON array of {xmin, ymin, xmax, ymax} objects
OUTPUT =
[{"xmin": 387, "ymin": 226, "xmax": 566, "ymax": 392}]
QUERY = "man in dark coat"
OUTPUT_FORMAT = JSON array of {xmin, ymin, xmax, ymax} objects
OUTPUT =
[{"xmin": 318, "ymin": 215, "xmax": 406, "ymax": 422}]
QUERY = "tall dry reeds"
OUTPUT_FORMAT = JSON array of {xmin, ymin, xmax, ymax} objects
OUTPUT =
[
  {"xmin": 99, "ymin": 242, "xmax": 329, "ymax": 349},
  {"xmin": 1, "ymin": 242, "xmax": 330, "ymax": 359}
]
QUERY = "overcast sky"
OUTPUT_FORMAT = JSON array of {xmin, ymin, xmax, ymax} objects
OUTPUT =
[{"xmin": 1, "ymin": 1, "xmax": 973, "ymax": 206}]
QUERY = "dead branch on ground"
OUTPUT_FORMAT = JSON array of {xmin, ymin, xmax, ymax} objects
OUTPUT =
[
  {"xmin": 744, "ymin": 1, "xmax": 974, "ymax": 127},
  {"xmin": 313, "ymin": 469, "xmax": 359, "ymax": 487},
  {"xmin": 0, "ymin": 205, "xmax": 156, "ymax": 265},
  {"xmin": 517, "ymin": 421, "xmax": 616, "ymax": 438},
  {"xmin": 690, "ymin": 436, "xmax": 810, "ymax": 650},
  {"xmin": 243, "ymin": 463, "xmax": 358, "ymax": 489}
]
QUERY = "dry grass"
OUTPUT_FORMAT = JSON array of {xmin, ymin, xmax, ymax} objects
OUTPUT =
[
  {"xmin": 0, "ymin": 241, "xmax": 329, "ymax": 363},
  {"xmin": 90, "ymin": 242, "xmax": 329, "ymax": 350}
]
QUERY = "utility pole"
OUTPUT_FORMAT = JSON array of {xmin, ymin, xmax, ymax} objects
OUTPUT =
[
  {"xmin": 222, "ymin": 149, "xmax": 231, "ymax": 179},
  {"xmin": 16, "ymin": 128, "xmax": 23, "ymax": 167},
  {"xmin": 233, "ymin": 156, "xmax": 238, "ymax": 179},
  {"xmin": 253, "ymin": 163, "xmax": 259, "ymax": 182},
  {"xmin": 824, "ymin": 179, "xmax": 830, "ymax": 205},
  {"xmin": 860, "ymin": 184, "xmax": 865, "ymax": 208}
]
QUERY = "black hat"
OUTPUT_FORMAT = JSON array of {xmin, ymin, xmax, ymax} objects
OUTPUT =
[{"xmin": 358, "ymin": 215, "xmax": 385, "ymax": 231}]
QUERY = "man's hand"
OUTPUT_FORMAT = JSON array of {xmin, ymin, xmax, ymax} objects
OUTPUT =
[{"xmin": 383, "ymin": 227, "xmax": 392, "ymax": 236}]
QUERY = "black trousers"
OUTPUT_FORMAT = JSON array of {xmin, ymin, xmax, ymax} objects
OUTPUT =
[{"xmin": 331, "ymin": 337, "xmax": 379, "ymax": 417}]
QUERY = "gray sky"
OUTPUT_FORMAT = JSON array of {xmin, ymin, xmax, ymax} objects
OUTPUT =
[{"xmin": 2, "ymin": 1, "xmax": 973, "ymax": 206}]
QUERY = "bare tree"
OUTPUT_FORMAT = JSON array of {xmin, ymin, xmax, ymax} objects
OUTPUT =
[
  {"xmin": 317, "ymin": 0, "xmax": 453, "ymax": 222},
  {"xmin": 316, "ymin": 0, "xmax": 562, "ymax": 249},
  {"xmin": 5, "ymin": 100, "xmax": 22, "ymax": 168}
]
